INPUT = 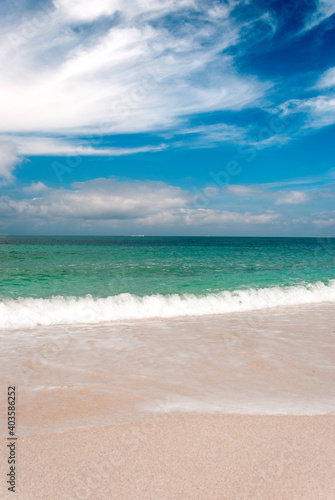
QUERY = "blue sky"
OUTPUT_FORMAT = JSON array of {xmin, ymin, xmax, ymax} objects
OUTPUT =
[{"xmin": 0, "ymin": 0, "xmax": 334, "ymax": 236}]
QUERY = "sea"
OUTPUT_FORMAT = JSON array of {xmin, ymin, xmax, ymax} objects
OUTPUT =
[
  {"xmin": 0, "ymin": 235, "xmax": 334, "ymax": 329},
  {"xmin": 1, "ymin": 236, "xmax": 335, "ymax": 432}
]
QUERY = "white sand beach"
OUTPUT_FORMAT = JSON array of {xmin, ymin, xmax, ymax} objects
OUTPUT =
[{"xmin": 0, "ymin": 303, "xmax": 334, "ymax": 498}]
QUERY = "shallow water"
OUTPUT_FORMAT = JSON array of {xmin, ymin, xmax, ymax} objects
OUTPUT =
[
  {"xmin": 1, "ymin": 236, "xmax": 335, "ymax": 329},
  {"xmin": 1, "ymin": 236, "xmax": 334, "ymax": 299},
  {"xmin": 1, "ymin": 303, "xmax": 334, "ymax": 435}
]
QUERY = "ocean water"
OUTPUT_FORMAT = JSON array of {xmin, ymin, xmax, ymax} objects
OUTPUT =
[
  {"xmin": 1, "ymin": 236, "xmax": 335, "ymax": 428},
  {"xmin": 0, "ymin": 236, "xmax": 334, "ymax": 329}
]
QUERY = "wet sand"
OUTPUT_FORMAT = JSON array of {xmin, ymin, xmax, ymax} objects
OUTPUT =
[{"xmin": 0, "ymin": 303, "xmax": 334, "ymax": 498}]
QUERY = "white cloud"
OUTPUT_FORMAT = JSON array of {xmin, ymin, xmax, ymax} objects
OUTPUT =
[
  {"xmin": 172, "ymin": 120, "xmax": 291, "ymax": 150},
  {"xmin": 277, "ymin": 67, "xmax": 335, "ymax": 132},
  {"xmin": 274, "ymin": 190, "xmax": 310, "ymax": 206},
  {"xmin": 303, "ymin": 0, "xmax": 335, "ymax": 32},
  {"xmin": 55, "ymin": 0, "xmax": 196, "ymax": 24},
  {"xmin": 136, "ymin": 207, "xmax": 281, "ymax": 231},
  {"xmin": 261, "ymin": 172, "xmax": 335, "ymax": 189},
  {"xmin": 312, "ymin": 211, "xmax": 335, "ymax": 228},
  {"xmin": 1, "ymin": 176, "xmax": 333, "ymax": 235},
  {"xmin": 226, "ymin": 184, "xmax": 312, "ymax": 205},
  {"xmin": 0, "ymin": 140, "xmax": 21, "ymax": 185},
  {"xmin": 228, "ymin": 185, "xmax": 261, "ymax": 197},
  {"xmin": 0, "ymin": 178, "xmax": 281, "ymax": 232},
  {"xmin": 315, "ymin": 66, "xmax": 335, "ymax": 89},
  {"xmin": 0, "ymin": 135, "xmax": 166, "ymax": 186},
  {"xmin": 10, "ymin": 136, "xmax": 166, "ymax": 156},
  {"xmin": 0, "ymin": 0, "xmax": 269, "ymax": 139},
  {"xmin": 149, "ymin": 208, "xmax": 280, "ymax": 226},
  {"xmin": 279, "ymin": 95, "xmax": 335, "ymax": 129},
  {"xmin": 11, "ymin": 179, "xmax": 194, "ymax": 220},
  {"xmin": 54, "ymin": 0, "xmax": 123, "ymax": 22},
  {"xmin": 22, "ymin": 181, "xmax": 49, "ymax": 194},
  {"xmin": 176, "ymin": 122, "xmax": 249, "ymax": 146}
]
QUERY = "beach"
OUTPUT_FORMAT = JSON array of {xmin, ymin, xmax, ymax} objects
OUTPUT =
[
  {"xmin": 0, "ymin": 302, "xmax": 334, "ymax": 498},
  {"xmin": 1, "ymin": 0, "xmax": 335, "ymax": 494},
  {"xmin": 1, "ymin": 414, "xmax": 335, "ymax": 499}
]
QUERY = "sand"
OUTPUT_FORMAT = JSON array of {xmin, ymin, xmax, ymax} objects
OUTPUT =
[
  {"xmin": 0, "ymin": 303, "xmax": 335, "ymax": 498},
  {"xmin": 0, "ymin": 414, "xmax": 334, "ymax": 499}
]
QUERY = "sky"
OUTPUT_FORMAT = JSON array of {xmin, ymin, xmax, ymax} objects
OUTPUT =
[{"xmin": 0, "ymin": 0, "xmax": 334, "ymax": 236}]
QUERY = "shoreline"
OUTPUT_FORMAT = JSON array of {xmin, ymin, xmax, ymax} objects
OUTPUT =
[
  {"xmin": 1, "ymin": 282, "xmax": 335, "ymax": 331},
  {"xmin": 1, "ymin": 414, "xmax": 334, "ymax": 499},
  {"xmin": 1, "ymin": 302, "xmax": 334, "ymax": 436},
  {"xmin": 0, "ymin": 303, "xmax": 334, "ymax": 497}
]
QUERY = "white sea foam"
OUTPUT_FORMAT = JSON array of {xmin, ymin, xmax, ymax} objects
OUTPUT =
[
  {"xmin": 146, "ymin": 395, "xmax": 335, "ymax": 415},
  {"xmin": 0, "ymin": 280, "xmax": 334, "ymax": 330}
]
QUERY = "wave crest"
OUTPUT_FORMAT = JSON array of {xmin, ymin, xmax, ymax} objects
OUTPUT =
[{"xmin": 1, "ymin": 281, "xmax": 334, "ymax": 329}]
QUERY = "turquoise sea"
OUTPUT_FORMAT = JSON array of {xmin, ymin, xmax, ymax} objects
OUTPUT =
[{"xmin": 0, "ymin": 236, "xmax": 334, "ymax": 329}]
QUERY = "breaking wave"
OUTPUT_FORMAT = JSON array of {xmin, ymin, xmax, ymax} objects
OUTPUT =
[{"xmin": 1, "ymin": 280, "xmax": 334, "ymax": 329}]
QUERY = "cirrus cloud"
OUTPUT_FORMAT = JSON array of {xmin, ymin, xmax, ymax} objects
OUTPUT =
[{"xmin": 0, "ymin": 0, "xmax": 268, "ymax": 138}]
